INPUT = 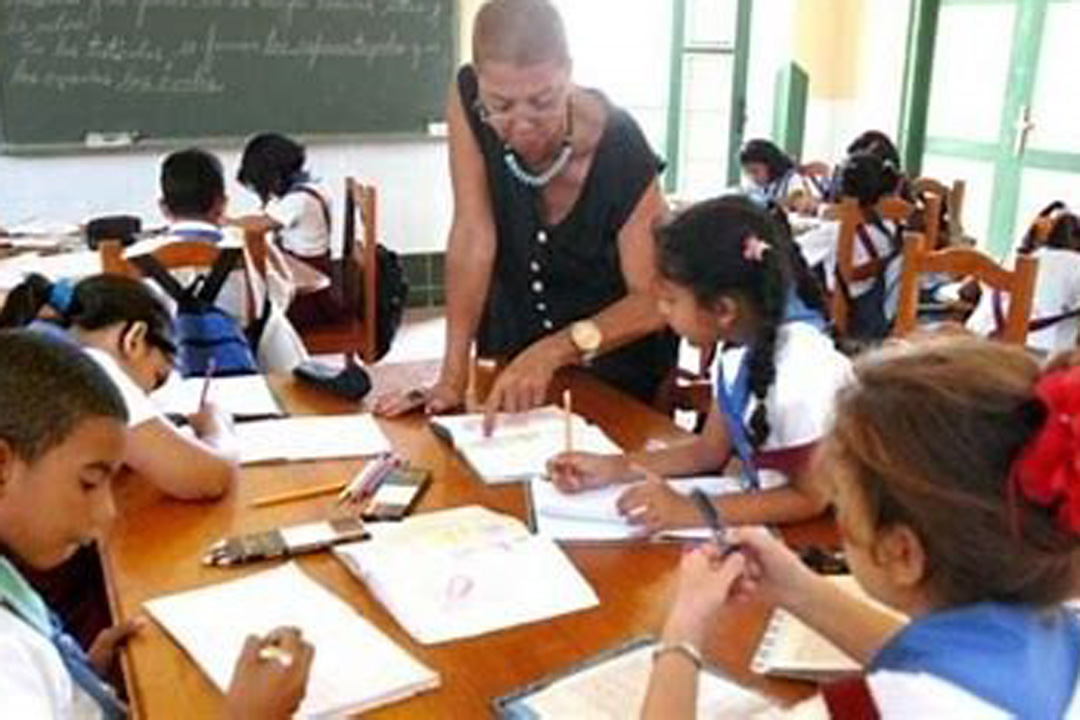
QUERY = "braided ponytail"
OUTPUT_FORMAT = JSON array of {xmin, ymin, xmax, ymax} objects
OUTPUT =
[{"xmin": 655, "ymin": 197, "xmax": 796, "ymax": 450}]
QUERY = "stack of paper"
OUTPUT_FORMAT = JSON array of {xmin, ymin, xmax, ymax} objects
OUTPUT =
[
  {"xmin": 432, "ymin": 406, "xmax": 622, "ymax": 483},
  {"xmin": 151, "ymin": 374, "xmax": 283, "ymax": 419},
  {"xmin": 529, "ymin": 472, "xmax": 787, "ymax": 542},
  {"xmin": 496, "ymin": 638, "xmax": 776, "ymax": 718},
  {"xmin": 234, "ymin": 414, "xmax": 392, "ymax": 464},
  {"xmin": 751, "ymin": 575, "xmax": 907, "ymax": 681},
  {"xmin": 144, "ymin": 562, "xmax": 440, "ymax": 718},
  {"xmin": 335, "ymin": 506, "xmax": 599, "ymax": 644}
]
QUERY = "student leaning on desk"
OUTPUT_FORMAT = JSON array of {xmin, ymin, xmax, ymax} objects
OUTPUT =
[
  {"xmin": 0, "ymin": 273, "xmax": 238, "ymax": 500},
  {"xmin": 0, "ymin": 331, "xmax": 313, "ymax": 720},
  {"xmin": 643, "ymin": 337, "xmax": 1080, "ymax": 718},
  {"xmin": 549, "ymin": 198, "xmax": 850, "ymax": 530}
]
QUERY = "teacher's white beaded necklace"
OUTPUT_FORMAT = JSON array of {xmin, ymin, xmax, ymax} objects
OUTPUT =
[{"xmin": 503, "ymin": 97, "xmax": 574, "ymax": 188}]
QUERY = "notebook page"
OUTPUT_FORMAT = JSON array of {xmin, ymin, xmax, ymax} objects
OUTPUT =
[
  {"xmin": 151, "ymin": 374, "xmax": 282, "ymax": 418},
  {"xmin": 516, "ymin": 642, "xmax": 774, "ymax": 718},
  {"xmin": 433, "ymin": 407, "xmax": 622, "ymax": 483},
  {"xmin": 335, "ymin": 506, "xmax": 599, "ymax": 644},
  {"xmin": 530, "ymin": 475, "xmax": 774, "ymax": 542},
  {"xmin": 234, "ymin": 414, "xmax": 391, "ymax": 464},
  {"xmin": 753, "ymin": 576, "xmax": 906, "ymax": 677},
  {"xmin": 144, "ymin": 562, "xmax": 439, "ymax": 718}
]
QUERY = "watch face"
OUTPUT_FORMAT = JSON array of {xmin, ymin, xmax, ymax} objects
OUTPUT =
[{"xmin": 572, "ymin": 321, "xmax": 602, "ymax": 352}]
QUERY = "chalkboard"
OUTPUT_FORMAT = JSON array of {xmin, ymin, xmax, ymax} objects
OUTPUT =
[{"xmin": 0, "ymin": 0, "xmax": 456, "ymax": 150}]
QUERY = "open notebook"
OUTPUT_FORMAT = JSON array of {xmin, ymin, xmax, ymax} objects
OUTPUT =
[
  {"xmin": 335, "ymin": 506, "xmax": 599, "ymax": 644},
  {"xmin": 751, "ymin": 574, "xmax": 907, "ymax": 682},
  {"xmin": 144, "ymin": 562, "xmax": 439, "ymax": 718},
  {"xmin": 151, "ymin": 374, "xmax": 283, "ymax": 419},
  {"xmin": 431, "ymin": 406, "xmax": 622, "ymax": 484},
  {"xmin": 495, "ymin": 637, "xmax": 776, "ymax": 718},
  {"xmin": 528, "ymin": 472, "xmax": 788, "ymax": 542},
  {"xmin": 233, "ymin": 414, "xmax": 392, "ymax": 464}
]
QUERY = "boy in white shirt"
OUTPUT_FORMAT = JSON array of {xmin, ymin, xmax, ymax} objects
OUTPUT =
[{"xmin": 0, "ymin": 330, "xmax": 313, "ymax": 719}]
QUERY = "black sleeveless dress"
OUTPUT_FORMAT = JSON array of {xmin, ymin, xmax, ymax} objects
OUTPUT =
[{"xmin": 457, "ymin": 65, "xmax": 677, "ymax": 403}]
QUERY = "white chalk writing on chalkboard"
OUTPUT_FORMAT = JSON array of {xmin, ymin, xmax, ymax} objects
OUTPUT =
[{"xmin": 2, "ymin": 0, "xmax": 446, "ymax": 96}]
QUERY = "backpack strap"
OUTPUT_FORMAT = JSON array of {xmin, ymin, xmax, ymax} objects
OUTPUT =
[
  {"xmin": 291, "ymin": 185, "xmax": 332, "ymax": 234},
  {"xmin": 991, "ymin": 288, "xmax": 1080, "ymax": 336},
  {"xmin": 822, "ymin": 677, "xmax": 881, "ymax": 720},
  {"xmin": 196, "ymin": 247, "xmax": 242, "ymax": 305},
  {"xmin": 129, "ymin": 253, "xmax": 188, "ymax": 303}
]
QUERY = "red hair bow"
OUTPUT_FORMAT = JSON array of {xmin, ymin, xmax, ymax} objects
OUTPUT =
[{"xmin": 1012, "ymin": 367, "xmax": 1080, "ymax": 535}]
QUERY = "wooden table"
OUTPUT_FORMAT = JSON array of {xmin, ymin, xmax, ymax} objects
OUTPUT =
[{"xmin": 102, "ymin": 368, "xmax": 833, "ymax": 718}]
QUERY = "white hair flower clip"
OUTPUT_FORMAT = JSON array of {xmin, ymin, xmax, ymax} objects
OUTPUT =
[{"xmin": 743, "ymin": 235, "xmax": 771, "ymax": 263}]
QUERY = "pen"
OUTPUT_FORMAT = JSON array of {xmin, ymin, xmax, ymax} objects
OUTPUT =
[
  {"xmin": 689, "ymin": 488, "xmax": 739, "ymax": 556},
  {"xmin": 563, "ymin": 389, "xmax": 573, "ymax": 455},
  {"xmin": 199, "ymin": 359, "xmax": 217, "ymax": 409}
]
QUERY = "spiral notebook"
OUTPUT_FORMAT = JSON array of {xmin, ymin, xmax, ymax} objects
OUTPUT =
[{"xmin": 751, "ymin": 575, "xmax": 906, "ymax": 682}]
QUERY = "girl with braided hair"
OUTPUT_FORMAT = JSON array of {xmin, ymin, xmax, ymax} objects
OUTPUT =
[{"xmin": 547, "ymin": 198, "xmax": 850, "ymax": 530}]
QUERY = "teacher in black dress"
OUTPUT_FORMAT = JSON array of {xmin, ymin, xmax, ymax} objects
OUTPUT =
[{"xmin": 378, "ymin": 0, "xmax": 676, "ymax": 429}]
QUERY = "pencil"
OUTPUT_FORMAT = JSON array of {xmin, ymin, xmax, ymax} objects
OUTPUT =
[
  {"xmin": 251, "ymin": 481, "xmax": 347, "ymax": 508},
  {"xmin": 563, "ymin": 388, "xmax": 573, "ymax": 455},
  {"xmin": 690, "ymin": 488, "xmax": 739, "ymax": 556},
  {"xmin": 199, "ymin": 359, "xmax": 217, "ymax": 409}
]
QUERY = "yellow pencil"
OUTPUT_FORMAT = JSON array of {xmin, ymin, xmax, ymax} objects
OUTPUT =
[
  {"xmin": 250, "ymin": 481, "xmax": 348, "ymax": 509},
  {"xmin": 563, "ymin": 388, "xmax": 573, "ymax": 455}
]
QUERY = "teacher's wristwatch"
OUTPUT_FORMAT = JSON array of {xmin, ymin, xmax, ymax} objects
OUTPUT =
[{"xmin": 569, "ymin": 320, "xmax": 603, "ymax": 364}]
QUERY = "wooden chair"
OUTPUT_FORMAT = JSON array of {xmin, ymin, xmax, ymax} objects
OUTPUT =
[
  {"xmin": 654, "ymin": 342, "xmax": 717, "ymax": 429},
  {"xmin": 99, "ymin": 235, "xmax": 259, "ymax": 323},
  {"xmin": 295, "ymin": 177, "xmax": 379, "ymax": 362},
  {"xmin": 798, "ymin": 160, "xmax": 834, "ymax": 197},
  {"xmin": 893, "ymin": 231, "xmax": 1038, "ymax": 345},
  {"xmin": 831, "ymin": 195, "xmax": 917, "ymax": 339},
  {"xmin": 912, "ymin": 176, "xmax": 967, "ymax": 245}
]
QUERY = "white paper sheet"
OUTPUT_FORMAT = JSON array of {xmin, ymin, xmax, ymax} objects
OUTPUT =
[
  {"xmin": 433, "ymin": 406, "xmax": 622, "ymax": 484},
  {"xmin": 234, "ymin": 414, "xmax": 391, "ymax": 464},
  {"xmin": 144, "ymin": 562, "xmax": 439, "ymax": 719},
  {"xmin": 335, "ymin": 506, "xmax": 599, "ymax": 644},
  {"xmin": 151, "ymin": 374, "xmax": 282, "ymax": 418}
]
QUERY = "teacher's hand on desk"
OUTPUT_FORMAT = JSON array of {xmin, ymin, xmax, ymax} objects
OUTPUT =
[
  {"xmin": 481, "ymin": 334, "xmax": 569, "ymax": 435},
  {"xmin": 372, "ymin": 377, "xmax": 465, "ymax": 417},
  {"xmin": 226, "ymin": 627, "xmax": 314, "ymax": 720}
]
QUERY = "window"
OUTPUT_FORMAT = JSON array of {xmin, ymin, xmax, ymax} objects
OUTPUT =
[{"xmin": 554, "ymin": 0, "xmax": 748, "ymax": 199}]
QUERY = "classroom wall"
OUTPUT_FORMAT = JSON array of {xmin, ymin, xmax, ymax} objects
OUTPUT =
[
  {"xmin": 743, "ymin": 0, "xmax": 912, "ymax": 166},
  {"xmin": 0, "ymin": 0, "xmax": 911, "ymax": 258},
  {"xmin": 0, "ymin": 141, "xmax": 452, "ymax": 254}
]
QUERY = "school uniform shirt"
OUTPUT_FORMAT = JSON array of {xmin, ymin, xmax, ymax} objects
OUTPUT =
[
  {"xmin": 746, "ymin": 170, "xmax": 819, "ymax": 207},
  {"xmin": 83, "ymin": 347, "xmax": 161, "ymax": 428},
  {"xmin": 0, "ymin": 605, "xmax": 101, "ymax": 720},
  {"xmin": 265, "ymin": 182, "xmax": 332, "ymax": 259},
  {"xmin": 746, "ymin": 602, "xmax": 1080, "ymax": 718},
  {"xmin": 796, "ymin": 219, "xmax": 902, "ymax": 321},
  {"xmin": 717, "ymin": 322, "xmax": 852, "ymax": 484},
  {"xmin": 966, "ymin": 246, "xmax": 1080, "ymax": 355}
]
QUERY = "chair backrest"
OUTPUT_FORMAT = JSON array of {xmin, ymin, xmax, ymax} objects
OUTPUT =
[
  {"xmin": 893, "ymin": 231, "xmax": 1039, "ymax": 345},
  {"xmin": 912, "ymin": 176, "xmax": 966, "ymax": 244},
  {"xmin": 831, "ymin": 195, "xmax": 916, "ymax": 337},
  {"xmin": 343, "ymin": 177, "xmax": 379, "ymax": 362},
  {"xmin": 101, "ymin": 235, "xmax": 257, "ymax": 320}
]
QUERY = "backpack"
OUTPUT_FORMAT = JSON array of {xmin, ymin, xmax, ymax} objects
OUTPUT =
[
  {"xmin": 131, "ymin": 248, "xmax": 259, "ymax": 378},
  {"xmin": 294, "ymin": 185, "xmax": 409, "ymax": 360}
]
